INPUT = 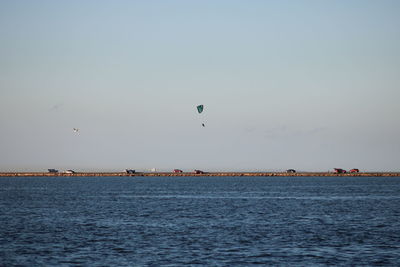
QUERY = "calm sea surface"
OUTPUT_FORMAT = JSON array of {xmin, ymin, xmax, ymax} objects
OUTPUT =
[{"xmin": 1, "ymin": 176, "xmax": 399, "ymax": 266}]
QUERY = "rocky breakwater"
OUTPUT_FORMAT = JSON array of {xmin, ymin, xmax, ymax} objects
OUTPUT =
[{"xmin": 1, "ymin": 172, "xmax": 400, "ymax": 177}]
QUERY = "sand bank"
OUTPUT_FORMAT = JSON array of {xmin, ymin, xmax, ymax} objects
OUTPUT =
[{"xmin": 1, "ymin": 172, "xmax": 399, "ymax": 177}]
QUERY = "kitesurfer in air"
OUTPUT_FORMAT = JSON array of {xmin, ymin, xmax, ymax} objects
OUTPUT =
[{"xmin": 197, "ymin": 105, "xmax": 206, "ymax": 127}]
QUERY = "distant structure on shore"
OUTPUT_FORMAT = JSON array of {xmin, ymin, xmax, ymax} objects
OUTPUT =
[
  {"xmin": 334, "ymin": 168, "xmax": 346, "ymax": 174},
  {"xmin": 334, "ymin": 168, "xmax": 360, "ymax": 174}
]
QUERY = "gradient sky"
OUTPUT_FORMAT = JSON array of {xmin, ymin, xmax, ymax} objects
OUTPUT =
[{"xmin": 1, "ymin": 1, "xmax": 399, "ymax": 172}]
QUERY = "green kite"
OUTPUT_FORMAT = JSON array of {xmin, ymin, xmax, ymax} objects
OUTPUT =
[{"xmin": 197, "ymin": 105, "xmax": 204, "ymax": 114}]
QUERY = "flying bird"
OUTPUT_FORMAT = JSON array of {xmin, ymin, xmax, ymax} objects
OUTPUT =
[{"xmin": 73, "ymin": 128, "xmax": 79, "ymax": 133}]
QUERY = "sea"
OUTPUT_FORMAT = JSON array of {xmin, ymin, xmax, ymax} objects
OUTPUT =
[{"xmin": 0, "ymin": 176, "xmax": 399, "ymax": 266}]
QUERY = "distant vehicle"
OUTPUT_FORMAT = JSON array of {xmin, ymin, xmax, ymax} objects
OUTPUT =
[
  {"xmin": 48, "ymin": 169, "xmax": 58, "ymax": 173},
  {"xmin": 65, "ymin": 170, "xmax": 75, "ymax": 174},
  {"xmin": 194, "ymin": 170, "xmax": 204, "ymax": 174},
  {"xmin": 349, "ymin": 168, "xmax": 359, "ymax": 173},
  {"xmin": 334, "ymin": 168, "xmax": 346, "ymax": 174},
  {"xmin": 125, "ymin": 169, "xmax": 135, "ymax": 174},
  {"xmin": 173, "ymin": 169, "xmax": 183, "ymax": 173},
  {"xmin": 286, "ymin": 169, "xmax": 296, "ymax": 173}
]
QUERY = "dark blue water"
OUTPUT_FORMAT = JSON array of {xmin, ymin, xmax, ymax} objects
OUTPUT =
[{"xmin": 1, "ymin": 176, "xmax": 400, "ymax": 266}]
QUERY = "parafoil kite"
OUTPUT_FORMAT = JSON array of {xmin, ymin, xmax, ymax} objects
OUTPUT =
[
  {"xmin": 197, "ymin": 105, "xmax": 204, "ymax": 114},
  {"xmin": 196, "ymin": 105, "xmax": 205, "ymax": 127}
]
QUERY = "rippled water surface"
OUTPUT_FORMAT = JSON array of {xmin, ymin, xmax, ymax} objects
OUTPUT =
[{"xmin": 1, "ymin": 176, "xmax": 400, "ymax": 266}]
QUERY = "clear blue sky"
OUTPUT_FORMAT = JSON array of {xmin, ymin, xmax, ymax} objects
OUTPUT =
[{"xmin": 1, "ymin": 1, "xmax": 399, "ymax": 172}]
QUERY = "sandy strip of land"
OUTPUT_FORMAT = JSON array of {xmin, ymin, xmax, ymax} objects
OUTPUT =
[{"xmin": 0, "ymin": 172, "xmax": 399, "ymax": 177}]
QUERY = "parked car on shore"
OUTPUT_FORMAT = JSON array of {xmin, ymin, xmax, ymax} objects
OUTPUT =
[
  {"xmin": 334, "ymin": 168, "xmax": 346, "ymax": 174},
  {"xmin": 64, "ymin": 170, "xmax": 75, "ymax": 174},
  {"xmin": 286, "ymin": 169, "xmax": 296, "ymax": 173},
  {"xmin": 173, "ymin": 169, "xmax": 183, "ymax": 173},
  {"xmin": 48, "ymin": 169, "xmax": 58, "ymax": 173},
  {"xmin": 194, "ymin": 170, "xmax": 204, "ymax": 174},
  {"xmin": 349, "ymin": 168, "xmax": 359, "ymax": 173},
  {"xmin": 125, "ymin": 169, "xmax": 135, "ymax": 174}
]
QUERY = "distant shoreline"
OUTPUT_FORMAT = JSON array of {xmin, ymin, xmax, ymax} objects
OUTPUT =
[{"xmin": 1, "ymin": 172, "xmax": 400, "ymax": 177}]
